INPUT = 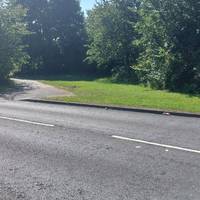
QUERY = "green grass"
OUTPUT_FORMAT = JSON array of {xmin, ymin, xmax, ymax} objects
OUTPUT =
[{"xmin": 40, "ymin": 75, "xmax": 200, "ymax": 113}]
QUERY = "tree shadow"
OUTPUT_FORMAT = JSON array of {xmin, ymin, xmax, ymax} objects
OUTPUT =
[
  {"xmin": 0, "ymin": 80, "xmax": 33, "ymax": 100},
  {"xmin": 15, "ymin": 74, "xmax": 99, "ymax": 82},
  {"xmin": 186, "ymin": 93, "xmax": 200, "ymax": 98}
]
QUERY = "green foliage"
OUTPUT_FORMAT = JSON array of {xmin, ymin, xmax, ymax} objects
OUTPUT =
[
  {"xmin": 135, "ymin": 0, "xmax": 200, "ymax": 92},
  {"xmin": 17, "ymin": 0, "xmax": 87, "ymax": 74},
  {"xmin": 86, "ymin": 0, "xmax": 200, "ymax": 92},
  {"xmin": 0, "ymin": 0, "xmax": 28, "ymax": 81},
  {"xmin": 134, "ymin": 2, "xmax": 174, "ymax": 89},
  {"xmin": 86, "ymin": 0, "xmax": 139, "ymax": 82},
  {"xmin": 6, "ymin": 0, "xmax": 199, "ymax": 94}
]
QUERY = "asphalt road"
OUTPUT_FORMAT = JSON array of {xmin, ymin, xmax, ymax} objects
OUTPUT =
[{"xmin": 0, "ymin": 100, "xmax": 199, "ymax": 200}]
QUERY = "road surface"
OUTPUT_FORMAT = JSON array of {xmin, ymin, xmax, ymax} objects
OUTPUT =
[{"xmin": 0, "ymin": 100, "xmax": 199, "ymax": 200}]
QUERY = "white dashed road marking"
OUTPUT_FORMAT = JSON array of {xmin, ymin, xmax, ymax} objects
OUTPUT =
[
  {"xmin": 0, "ymin": 116, "xmax": 54, "ymax": 127},
  {"xmin": 112, "ymin": 135, "xmax": 200, "ymax": 155}
]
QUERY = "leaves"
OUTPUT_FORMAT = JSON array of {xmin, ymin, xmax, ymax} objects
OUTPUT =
[
  {"xmin": 135, "ymin": 0, "xmax": 200, "ymax": 92},
  {"xmin": 86, "ymin": 0, "xmax": 139, "ymax": 81},
  {"xmin": 17, "ymin": 0, "xmax": 86, "ymax": 74},
  {"xmin": 0, "ymin": 0, "xmax": 29, "ymax": 80}
]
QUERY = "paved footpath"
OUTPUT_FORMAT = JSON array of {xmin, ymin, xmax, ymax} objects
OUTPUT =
[{"xmin": 0, "ymin": 78, "xmax": 73, "ymax": 101}]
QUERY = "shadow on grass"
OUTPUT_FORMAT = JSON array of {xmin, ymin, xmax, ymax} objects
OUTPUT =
[
  {"xmin": 171, "ymin": 89, "xmax": 200, "ymax": 98},
  {"xmin": 15, "ymin": 74, "xmax": 99, "ymax": 82}
]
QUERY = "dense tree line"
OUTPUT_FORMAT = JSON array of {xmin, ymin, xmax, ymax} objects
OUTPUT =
[
  {"xmin": 86, "ymin": 0, "xmax": 200, "ymax": 92},
  {"xmin": 0, "ymin": 0, "xmax": 199, "ymax": 93}
]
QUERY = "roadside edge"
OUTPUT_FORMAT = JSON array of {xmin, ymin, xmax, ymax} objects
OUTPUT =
[{"xmin": 21, "ymin": 99, "xmax": 200, "ymax": 118}]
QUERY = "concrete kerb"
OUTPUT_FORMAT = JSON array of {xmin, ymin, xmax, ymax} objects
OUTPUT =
[{"xmin": 21, "ymin": 99, "xmax": 200, "ymax": 118}]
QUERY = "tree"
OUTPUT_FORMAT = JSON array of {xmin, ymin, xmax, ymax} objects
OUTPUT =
[
  {"xmin": 47, "ymin": 0, "xmax": 87, "ymax": 73},
  {"xmin": 0, "ymin": 0, "xmax": 28, "ymax": 81},
  {"xmin": 86, "ymin": 0, "xmax": 139, "ymax": 81},
  {"xmin": 17, "ymin": 0, "xmax": 86, "ymax": 74},
  {"xmin": 16, "ymin": 0, "xmax": 49, "ymax": 74},
  {"xmin": 134, "ymin": 0, "xmax": 200, "ymax": 92},
  {"xmin": 133, "ymin": 0, "xmax": 174, "ymax": 89}
]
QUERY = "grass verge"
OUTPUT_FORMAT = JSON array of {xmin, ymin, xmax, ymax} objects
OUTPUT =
[{"xmin": 39, "ymin": 75, "xmax": 200, "ymax": 113}]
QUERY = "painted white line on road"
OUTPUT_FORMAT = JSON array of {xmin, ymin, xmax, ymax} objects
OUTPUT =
[
  {"xmin": 0, "ymin": 116, "xmax": 54, "ymax": 127},
  {"xmin": 112, "ymin": 135, "xmax": 200, "ymax": 155}
]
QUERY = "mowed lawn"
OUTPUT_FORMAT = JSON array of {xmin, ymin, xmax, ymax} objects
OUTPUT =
[{"xmin": 41, "ymin": 76, "xmax": 200, "ymax": 113}]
